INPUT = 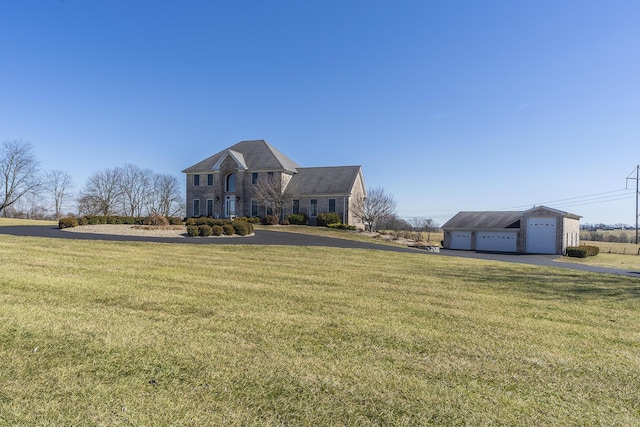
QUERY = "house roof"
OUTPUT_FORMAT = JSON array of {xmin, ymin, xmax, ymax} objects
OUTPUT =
[
  {"xmin": 182, "ymin": 140, "xmax": 301, "ymax": 173},
  {"xmin": 443, "ymin": 211, "xmax": 522, "ymax": 229},
  {"xmin": 289, "ymin": 166, "xmax": 363, "ymax": 195}
]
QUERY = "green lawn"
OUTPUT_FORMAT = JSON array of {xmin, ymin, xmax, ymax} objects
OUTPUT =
[{"xmin": 1, "ymin": 233, "xmax": 639, "ymax": 425}]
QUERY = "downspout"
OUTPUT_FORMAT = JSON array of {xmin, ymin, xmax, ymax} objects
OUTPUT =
[{"xmin": 343, "ymin": 195, "xmax": 347, "ymax": 225}]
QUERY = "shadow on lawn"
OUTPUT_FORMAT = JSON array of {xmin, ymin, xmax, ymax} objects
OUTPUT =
[{"xmin": 456, "ymin": 266, "xmax": 640, "ymax": 301}]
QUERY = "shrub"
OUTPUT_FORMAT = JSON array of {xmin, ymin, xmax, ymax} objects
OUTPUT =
[
  {"xmin": 279, "ymin": 219, "xmax": 290, "ymax": 225},
  {"xmin": 185, "ymin": 218, "xmax": 198, "ymax": 226},
  {"xmin": 168, "ymin": 217, "xmax": 183, "ymax": 226},
  {"xmin": 261, "ymin": 215, "xmax": 280, "ymax": 225},
  {"xmin": 199, "ymin": 225, "xmax": 213, "ymax": 237},
  {"xmin": 566, "ymin": 245, "xmax": 600, "ymax": 258},
  {"xmin": 77, "ymin": 216, "xmax": 88, "ymax": 226},
  {"xmin": 232, "ymin": 220, "xmax": 253, "ymax": 236},
  {"xmin": 211, "ymin": 225, "xmax": 224, "ymax": 236},
  {"xmin": 58, "ymin": 217, "xmax": 78, "ymax": 229},
  {"xmin": 236, "ymin": 216, "xmax": 261, "ymax": 224},
  {"xmin": 223, "ymin": 224, "xmax": 235, "ymax": 235},
  {"xmin": 328, "ymin": 223, "xmax": 356, "ymax": 231},
  {"xmin": 144, "ymin": 214, "xmax": 169, "ymax": 227},
  {"xmin": 186, "ymin": 225, "xmax": 200, "ymax": 237},
  {"xmin": 316, "ymin": 212, "xmax": 341, "ymax": 227},
  {"xmin": 286, "ymin": 213, "xmax": 308, "ymax": 225}
]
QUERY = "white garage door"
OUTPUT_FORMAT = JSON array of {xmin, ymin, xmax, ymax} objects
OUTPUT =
[
  {"xmin": 526, "ymin": 217, "xmax": 557, "ymax": 254},
  {"xmin": 450, "ymin": 231, "xmax": 472, "ymax": 250},
  {"xmin": 476, "ymin": 231, "xmax": 518, "ymax": 252}
]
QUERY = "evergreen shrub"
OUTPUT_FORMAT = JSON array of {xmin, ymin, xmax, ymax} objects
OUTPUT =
[
  {"xmin": 316, "ymin": 212, "xmax": 341, "ymax": 227},
  {"xmin": 199, "ymin": 225, "xmax": 213, "ymax": 237},
  {"xmin": 168, "ymin": 217, "xmax": 183, "ymax": 226},
  {"xmin": 328, "ymin": 223, "xmax": 356, "ymax": 231},
  {"xmin": 232, "ymin": 220, "xmax": 253, "ymax": 236},
  {"xmin": 566, "ymin": 245, "xmax": 600, "ymax": 258},
  {"xmin": 286, "ymin": 213, "xmax": 307, "ymax": 225},
  {"xmin": 223, "ymin": 224, "xmax": 235, "ymax": 235},
  {"xmin": 211, "ymin": 225, "xmax": 224, "ymax": 236},
  {"xmin": 58, "ymin": 217, "xmax": 78, "ymax": 229},
  {"xmin": 261, "ymin": 215, "xmax": 280, "ymax": 225},
  {"xmin": 186, "ymin": 225, "xmax": 200, "ymax": 237}
]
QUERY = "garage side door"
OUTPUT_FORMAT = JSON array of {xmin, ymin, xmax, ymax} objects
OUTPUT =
[
  {"xmin": 526, "ymin": 217, "xmax": 557, "ymax": 254},
  {"xmin": 476, "ymin": 232, "xmax": 517, "ymax": 252},
  {"xmin": 450, "ymin": 231, "xmax": 472, "ymax": 250}
]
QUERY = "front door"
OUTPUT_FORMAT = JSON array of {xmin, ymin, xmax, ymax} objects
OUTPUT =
[{"xmin": 225, "ymin": 196, "xmax": 236, "ymax": 218}]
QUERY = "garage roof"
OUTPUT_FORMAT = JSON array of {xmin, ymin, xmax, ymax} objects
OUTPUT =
[{"xmin": 443, "ymin": 211, "xmax": 521, "ymax": 229}]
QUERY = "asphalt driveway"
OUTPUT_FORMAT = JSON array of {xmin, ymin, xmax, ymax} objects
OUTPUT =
[{"xmin": 2, "ymin": 225, "xmax": 639, "ymax": 278}]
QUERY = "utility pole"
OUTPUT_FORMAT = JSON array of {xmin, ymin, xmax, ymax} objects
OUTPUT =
[{"xmin": 626, "ymin": 165, "xmax": 640, "ymax": 244}]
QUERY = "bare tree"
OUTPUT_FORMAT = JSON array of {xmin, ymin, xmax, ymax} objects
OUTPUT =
[
  {"xmin": 45, "ymin": 170, "xmax": 74, "ymax": 220},
  {"xmin": 119, "ymin": 164, "xmax": 153, "ymax": 217},
  {"xmin": 147, "ymin": 173, "xmax": 183, "ymax": 217},
  {"xmin": 0, "ymin": 139, "xmax": 42, "ymax": 217},
  {"xmin": 352, "ymin": 186, "xmax": 397, "ymax": 232},
  {"xmin": 78, "ymin": 168, "xmax": 123, "ymax": 216},
  {"xmin": 252, "ymin": 174, "xmax": 299, "ymax": 219}
]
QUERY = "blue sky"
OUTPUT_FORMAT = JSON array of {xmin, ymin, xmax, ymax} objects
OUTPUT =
[{"xmin": 1, "ymin": 1, "xmax": 639, "ymax": 225}]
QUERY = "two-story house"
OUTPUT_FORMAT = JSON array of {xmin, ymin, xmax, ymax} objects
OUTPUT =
[{"xmin": 182, "ymin": 140, "xmax": 366, "ymax": 227}]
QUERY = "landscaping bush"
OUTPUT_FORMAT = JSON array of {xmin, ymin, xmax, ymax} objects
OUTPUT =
[
  {"xmin": 186, "ymin": 225, "xmax": 200, "ymax": 237},
  {"xmin": 566, "ymin": 245, "xmax": 600, "ymax": 258},
  {"xmin": 316, "ymin": 212, "xmax": 341, "ymax": 227},
  {"xmin": 211, "ymin": 225, "xmax": 224, "ymax": 236},
  {"xmin": 328, "ymin": 223, "xmax": 356, "ymax": 231},
  {"xmin": 144, "ymin": 214, "xmax": 169, "ymax": 227},
  {"xmin": 223, "ymin": 224, "xmax": 235, "ymax": 235},
  {"xmin": 232, "ymin": 220, "xmax": 253, "ymax": 236},
  {"xmin": 279, "ymin": 219, "xmax": 290, "ymax": 225},
  {"xmin": 286, "ymin": 213, "xmax": 308, "ymax": 225},
  {"xmin": 168, "ymin": 217, "xmax": 183, "ymax": 226},
  {"xmin": 261, "ymin": 215, "xmax": 280, "ymax": 225},
  {"xmin": 236, "ymin": 216, "xmax": 261, "ymax": 224},
  {"xmin": 77, "ymin": 216, "xmax": 88, "ymax": 226},
  {"xmin": 58, "ymin": 217, "xmax": 78, "ymax": 229},
  {"xmin": 185, "ymin": 218, "xmax": 198, "ymax": 226},
  {"xmin": 199, "ymin": 225, "xmax": 213, "ymax": 237}
]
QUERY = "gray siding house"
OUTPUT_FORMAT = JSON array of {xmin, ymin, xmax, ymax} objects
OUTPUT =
[
  {"xmin": 442, "ymin": 206, "xmax": 581, "ymax": 254},
  {"xmin": 182, "ymin": 140, "xmax": 366, "ymax": 227}
]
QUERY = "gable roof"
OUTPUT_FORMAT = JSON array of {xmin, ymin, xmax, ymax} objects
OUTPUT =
[
  {"xmin": 289, "ymin": 166, "xmax": 363, "ymax": 195},
  {"xmin": 443, "ymin": 205, "xmax": 581, "ymax": 229},
  {"xmin": 182, "ymin": 140, "xmax": 300, "ymax": 173},
  {"xmin": 443, "ymin": 211, "xmax": 522, "ymax": 229}
]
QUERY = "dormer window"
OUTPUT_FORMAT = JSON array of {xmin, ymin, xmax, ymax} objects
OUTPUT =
[{"xmin": 226, "ymin": 173, "xmax": 236, "ymax": 192}]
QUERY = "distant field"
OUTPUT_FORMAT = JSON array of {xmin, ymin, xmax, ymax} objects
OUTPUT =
[
  {"xmin": 1, "ymin": 234, "xmax": 639, "ymax": 425},
  {"xmin": 580, "ymin": 240, "xmax": 640, "ymax": 256}
]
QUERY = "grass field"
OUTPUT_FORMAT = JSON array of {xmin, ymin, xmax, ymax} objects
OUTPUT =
[
  {"xmin": 581, "ymin": 239, "xmax": 640, "ymax": 256},
  {"xmin": 1, "ymin": 221, "xmax": 640, "ymax": 425}
]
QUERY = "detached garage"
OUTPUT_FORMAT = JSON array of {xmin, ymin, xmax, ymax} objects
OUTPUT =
[{"xmin": 442, "ymin": 206, "xmax": 581, "ymax": 255}]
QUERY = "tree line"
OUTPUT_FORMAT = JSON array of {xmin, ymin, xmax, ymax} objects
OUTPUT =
[{"xmin": 0, "ymin": 139, "xmax": 184, "ymax": 220}]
